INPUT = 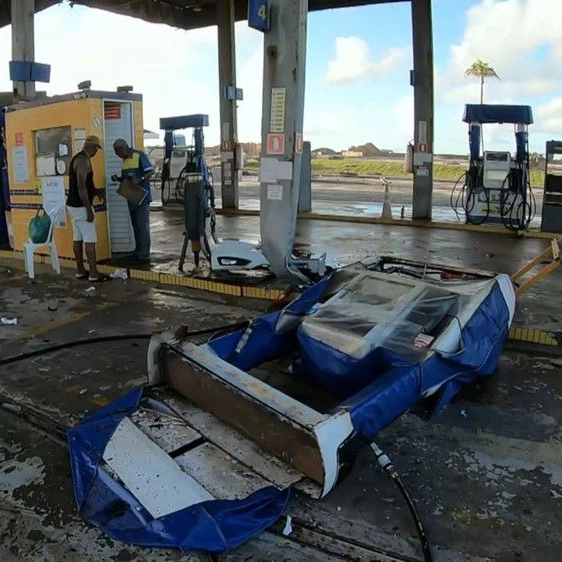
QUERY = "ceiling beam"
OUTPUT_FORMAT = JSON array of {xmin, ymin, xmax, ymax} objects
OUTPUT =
[
  {"xmin": 0, "ymin": 0, "xmax": 407, "ymax": 31},
  {"xmin": 0, "ymin": 0, "xmax": 61, "ymax": 30}
]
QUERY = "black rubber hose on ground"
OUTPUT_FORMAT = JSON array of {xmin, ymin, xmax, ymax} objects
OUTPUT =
[
  {"xmin": 370, "ymin": 442, "xmax": 434, "ymax": 562},
  {"xmin": 0, "ymin": 320, "xmax": 250, "ymax": 368}
]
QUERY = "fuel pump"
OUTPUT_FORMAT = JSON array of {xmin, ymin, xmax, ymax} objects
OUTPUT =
[
  {"xmin": 159, "ymin": 114, "xmax": 216, "ymax": 271},
  {"xmin": 451, "ymin": 104, "xmax": 536, "ymax": 231},
  {"xmin": 540, "ymin": 140, "xmax": 562, "ymax": 233}
]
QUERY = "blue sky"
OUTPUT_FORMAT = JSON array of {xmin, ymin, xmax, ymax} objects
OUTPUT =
[{"xmin": 0, "ymin": 0, "xmax": 560, "ymax": 154}]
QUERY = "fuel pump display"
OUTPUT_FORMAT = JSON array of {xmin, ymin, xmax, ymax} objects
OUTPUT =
[{"xmin": 450, "ymin": 104, "xmax": 536, "ymax": 231}]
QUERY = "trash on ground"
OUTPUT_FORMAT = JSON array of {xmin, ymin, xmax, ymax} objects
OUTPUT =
[
  {"xmin": 282, "ymin": 516, "xmax": 293, "ymax": 536},
  {"xmin": 110, "ymin": 269, "xmax": 128, "ymax": 280}
]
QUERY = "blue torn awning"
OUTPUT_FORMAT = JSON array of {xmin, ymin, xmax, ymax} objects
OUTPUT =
[
  {"xmin": 67, "ymin": 388, "xmax": 291, "ymax": 553},
  {"xmin": 463, "ymin": 104, "xmax": 533, "ymax": 125}
]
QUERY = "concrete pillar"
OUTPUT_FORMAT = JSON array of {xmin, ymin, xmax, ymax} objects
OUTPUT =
[
  {"xmin": 11, "ymin": 0, "xmax": 36, "ymax": 101},
  {"xmin": 259, "ymin": 0, "xmax": 308, "ymax": 279},
  {"xmin": 217, "ymin": 0, "xmax": 239, "ymax": 209},
  {"xmin": 411, "ymin": 0, "xmax": 434, "ymax": 220},
  {"xmin": 298, "ymin": 141, "xmax": 312, "ymax": 213}
]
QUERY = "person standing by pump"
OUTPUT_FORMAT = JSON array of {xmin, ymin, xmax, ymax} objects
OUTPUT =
[
  {"xmin": 66, "ymin": 135, "xmax": 111, "ymax": 282},
  {"xmin": 112, "ymin": 138, "xmax": 154, "ymax": 264}
]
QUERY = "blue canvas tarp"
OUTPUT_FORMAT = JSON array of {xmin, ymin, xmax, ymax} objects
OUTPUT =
[{"xmin": 67, "ymin": 387, "xmax": 291, "ymax": 553}]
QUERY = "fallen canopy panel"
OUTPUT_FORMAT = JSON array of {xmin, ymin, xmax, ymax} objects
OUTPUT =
[
  {"xmin": 67, "ymin": 387, "xmax": 291, "ymax": 553},
  {"xmin": 208, "ymin": 271, "xmax": 514, "ymax": 440}
]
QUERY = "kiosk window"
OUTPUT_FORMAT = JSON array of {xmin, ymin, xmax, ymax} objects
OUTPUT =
[{"xmin": 34, "ymin": 126, "xmax": 72, "ymax": 176}]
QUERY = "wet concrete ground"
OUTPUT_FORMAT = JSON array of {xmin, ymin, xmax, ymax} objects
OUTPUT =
[
  {"xmin": 1, "ymin": 207, "xmax": 562, "ymax": 561},
  {"xmin": 146, "ymin": 209, "xmax": 561, "ymax": 331},
  {"xmin": 153, "ymin": 175, "xmax": 545, "ymax": 227}
]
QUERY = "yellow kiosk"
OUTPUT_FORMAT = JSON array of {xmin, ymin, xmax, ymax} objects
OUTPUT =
[{"xmin": 5, "ymin": 88, "xmax": 144, "ymax": 261}]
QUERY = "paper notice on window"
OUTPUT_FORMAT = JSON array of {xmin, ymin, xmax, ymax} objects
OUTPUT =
[
  {"xmin": 267, "ymin": 184, "xmax": 283, "ymax": 200},
  {"xmin": 42, "ymin": 176, "xmax": 66, "ymax": 227},
  {"xmin": 12, "ymin": 146, "xmax": 29, "ymax": 183},
  {"xmin": 37, "ymin": 156, "xmax": 56, "ymax": 177}
]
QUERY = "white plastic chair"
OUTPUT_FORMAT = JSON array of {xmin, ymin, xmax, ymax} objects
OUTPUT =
[{"xmin": 24, "ymin": 206, "xmax": 63, "ymax": 280}]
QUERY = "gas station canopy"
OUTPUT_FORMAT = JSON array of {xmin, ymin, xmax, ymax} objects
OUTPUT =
[{"xmin": 0, "ymin": 0, "xmax": 405, "ymax": 31}]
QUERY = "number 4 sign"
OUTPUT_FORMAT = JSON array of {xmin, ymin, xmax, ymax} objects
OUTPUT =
[{"xmin": 248, "ymin": 0, "xmax": 270, "ymax": 32}]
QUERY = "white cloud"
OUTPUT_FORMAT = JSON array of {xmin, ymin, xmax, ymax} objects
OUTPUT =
[
  {"xmin": 0, "ymin": 4, "xmax": 263, "ymax": 146},
  {"xmin": 434, "ymin": 0, "xmax": 562, "ymax": 153},
  {"xmin": 442, "ymin": 0, "xmax": 562, "ymax": 103},
  {"xmin": 535, "ymin": 97, "xmax": 562, "ymax": 134},
  {"xmin": 326, "ymin": 36, "xmax": 407, "ymax": 85}
]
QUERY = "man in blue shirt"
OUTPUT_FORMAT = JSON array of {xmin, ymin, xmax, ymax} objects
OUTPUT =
[{"xmin": 113, "ymin": 138, "xmax": 154, "ymax": 263}]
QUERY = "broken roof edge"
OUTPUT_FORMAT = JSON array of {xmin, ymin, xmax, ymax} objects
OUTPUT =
[{"xmin": 63, "ymin": 0, "xmax": 406, "ymax": 32}]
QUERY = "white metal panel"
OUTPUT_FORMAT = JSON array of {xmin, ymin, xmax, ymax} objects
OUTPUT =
[
  {"xmin": 313, "ymin": 411, "xmax": 354, "ymax": 497},
  {"xmin": 161, "ymin": 393, "xmax": 306, "ymax": 490},
  {"xmin": 102, "ymin": 417, "xmax": 213, "ymax": 518},
  {"xmin": 176, "ymin": 442, "xmax": 271, "ymax": 500},
  {"xmin": 130, "ymin": 407, "xmax": 202, "ymax": 453},
  {"xmin": 103, "ymin": 102, "xmax": 134, "ymax": 253}
]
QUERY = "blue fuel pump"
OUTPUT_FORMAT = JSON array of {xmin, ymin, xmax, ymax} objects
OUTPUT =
[
  {"xmin": 159, "ymin": 114, "xmax": 216, "ymax": 271},
  {"xmin": 451, "ymin": 104, "xmax": 536, "ymax": 231}
]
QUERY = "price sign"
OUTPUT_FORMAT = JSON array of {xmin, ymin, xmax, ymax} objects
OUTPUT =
[{"xmin": 248, "ymin": 0, "xmax": 270, "ymax": 32}]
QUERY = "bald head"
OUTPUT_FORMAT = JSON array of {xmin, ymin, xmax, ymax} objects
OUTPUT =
[{"xmin": 113, "ymin": 138, "xmax": 130, "ymax": 160}]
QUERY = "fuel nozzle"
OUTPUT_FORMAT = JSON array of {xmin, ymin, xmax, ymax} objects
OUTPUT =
[{"xmin": 370, "ymin": 442, "xmax": 398, "ymax": 478}]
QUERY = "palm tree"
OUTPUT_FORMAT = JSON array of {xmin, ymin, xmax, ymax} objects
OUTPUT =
[{"xmin": 465, "ymin": 60, "xmax": 500, "ymax": 104}]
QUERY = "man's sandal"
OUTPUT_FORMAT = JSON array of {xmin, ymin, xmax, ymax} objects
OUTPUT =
[{"xmin": 88, "ymin": 274, "xmax": 112, "ymax": 283}]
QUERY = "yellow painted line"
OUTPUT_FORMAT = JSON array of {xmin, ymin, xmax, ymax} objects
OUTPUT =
[
  {"xmin": 508, "ymin": 327, "xmax": 558, "ymax": 346},
  {"xmin": 4, "ymin": 244, "xmax": 560, "ymax": 309}
]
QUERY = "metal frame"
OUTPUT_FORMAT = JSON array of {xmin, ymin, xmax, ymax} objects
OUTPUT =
[{"xmin": 511, "ymin": 238, "xmax": 562, "ymax": 296}]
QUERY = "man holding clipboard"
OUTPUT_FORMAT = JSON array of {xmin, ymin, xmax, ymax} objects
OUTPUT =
[{"xmin": 112, "ymin": 138, "xmax": 154, "ymax": 264}]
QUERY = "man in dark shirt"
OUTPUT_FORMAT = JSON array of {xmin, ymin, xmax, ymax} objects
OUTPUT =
[
  {"xmin": 66, "ymin": 135, "xmax": 109, "ymax": 282},
  {"xmin": 113, "ymin": 138, "xmax": 154, "ymax": 263}
]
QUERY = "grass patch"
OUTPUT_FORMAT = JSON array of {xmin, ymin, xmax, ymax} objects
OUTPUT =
[{"xmin": 245, "ymin": 158, "xmax": 545, "ymax": 187}]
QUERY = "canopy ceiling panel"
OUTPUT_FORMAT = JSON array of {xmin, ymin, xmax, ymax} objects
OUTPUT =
[{"xmin": 0, "ymin": 0, "xmax": 406, "ymax": 31}]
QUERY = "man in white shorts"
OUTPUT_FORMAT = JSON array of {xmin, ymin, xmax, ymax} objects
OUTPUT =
[{"xmin": 66, "ymin": 135, "xmax": 110, "ymax": 282}]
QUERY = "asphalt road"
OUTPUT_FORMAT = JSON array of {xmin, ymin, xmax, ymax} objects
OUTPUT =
[
  {"xmin": 154, "ymin": 173, "xmax": 544, "ymax": 224},
  {"xmin": 241, "ymin": 175, "xmax": 459, "ymax": 207}
]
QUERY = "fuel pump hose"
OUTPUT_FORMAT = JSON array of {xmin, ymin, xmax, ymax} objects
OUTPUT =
[
  {"xmin": 0, "ymin": 320, "xmax": 250, "ymax": 368},
  {"xmin": 370, "ymin": 442, "xmax": 434, "ymax": 562}
]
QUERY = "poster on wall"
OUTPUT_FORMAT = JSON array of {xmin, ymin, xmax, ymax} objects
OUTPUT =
[
  {"xmin": 42, "ymin": 176, "xmax": 66, "ymax": 228},
  {"xmin": 74, "ymin": 128, "xmax": 86, "ymax": 153},
  {"xmin": 12, "ymin": 146, "xmax": 29, "ymax": 183}
]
